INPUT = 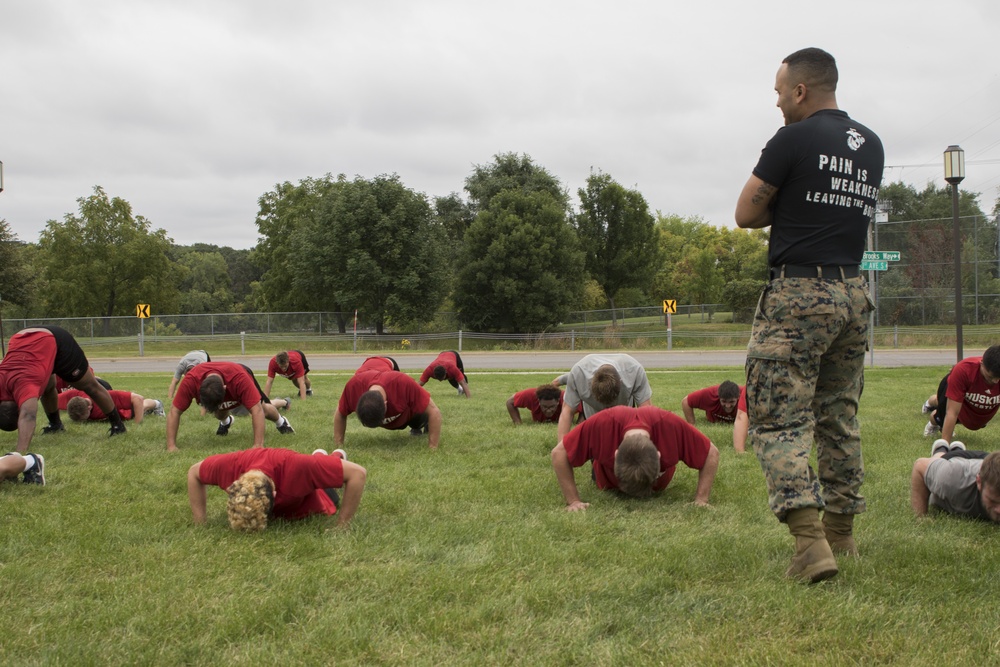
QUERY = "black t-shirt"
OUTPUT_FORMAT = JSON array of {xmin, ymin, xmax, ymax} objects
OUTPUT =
[{"xmin": 753, "ymin": 109, "xmax": 884, "ymax": 267}]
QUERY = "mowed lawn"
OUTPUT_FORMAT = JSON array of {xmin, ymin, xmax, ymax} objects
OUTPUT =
[{"xmin": 1, "ymin": 363, "xmax": 997, "ymax": 666}]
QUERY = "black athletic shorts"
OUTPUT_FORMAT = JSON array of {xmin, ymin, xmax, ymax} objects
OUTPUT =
[
  {"xmin": 41, "ymin": 326, "xmax": 90, "ymax": 383},
  {"xmin": 294, "ymin": 350, "xmax": 310, "ymax": 374},
  {"xmin": 239, "ymin": 364, "xmax": 270, "ymax": 404}
]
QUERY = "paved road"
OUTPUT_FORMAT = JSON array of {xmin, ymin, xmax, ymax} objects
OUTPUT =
[{"xmin": 90, "ymin": 348, "xmax": 959, "ymax": 374}]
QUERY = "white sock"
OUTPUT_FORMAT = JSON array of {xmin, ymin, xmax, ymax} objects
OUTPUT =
[
  {"xmin": 21, "ymin": 455, "xmax": 36, "ymax": 471},
  {"xmin": 220, "ymin": 416, "xmax": 233, "ymax": 427},
  {"xmin": 277, "ymin": 416, "xmax": 287, "ymax": 428}
]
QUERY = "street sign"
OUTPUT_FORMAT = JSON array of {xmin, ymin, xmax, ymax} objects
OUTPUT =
[
  {"xmin": 861, "ymin": 260, "xmax": 888, "ymax": 271},
  {"xmin": 863, "ymin": 251, "xmax": 901, "ymax": 262},
  {"xmin": 136, "ymin": 304, "xmax": 150, "ymax": 318},
  {"xmin": 662, "ymin": 299, "xmax": 677, "ymax": 314}
]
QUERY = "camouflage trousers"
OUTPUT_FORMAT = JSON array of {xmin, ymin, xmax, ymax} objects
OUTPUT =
[{"xmin": 745, "ymin": 276, "xmax": 872, "ymax": 522}]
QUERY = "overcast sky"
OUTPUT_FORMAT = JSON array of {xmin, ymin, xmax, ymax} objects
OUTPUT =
[{"xmin": 3, "ymin": 0, "xmax": 999, "ymax": 250}]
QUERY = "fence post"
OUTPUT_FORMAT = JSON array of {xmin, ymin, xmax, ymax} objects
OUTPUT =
[
  {"xmin": 894, "ymin": 325, "xmax": 898, "ymax": 349},
  {"xmin": 459, "ymin": 329, "xmax": 463, "ymax": 352},
  {"xmin": 571, "ymin": 330, "xmax": 575, "ymax": 351},
  {"xmin": 241, "ymin": 331, "xmax": 245, "ymax": 356}
]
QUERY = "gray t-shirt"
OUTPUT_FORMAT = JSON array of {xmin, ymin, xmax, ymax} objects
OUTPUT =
[
  {"xmin": 557, "ymin": 354, "xmax": 652, "ymax": 419},
  {"xmin": 174, "ymin": 350, "xmax": 209, "ymax": 380},
  {"xmin": 925, "ymin": 457, "xmax": 988, "ymax": 520}
]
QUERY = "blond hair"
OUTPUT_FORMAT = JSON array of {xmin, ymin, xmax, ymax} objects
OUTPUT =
[{"xmin": 226, "ymin": 470, "xmax": 274, "ymax": 532}]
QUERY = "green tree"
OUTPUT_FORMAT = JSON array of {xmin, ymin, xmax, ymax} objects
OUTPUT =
[
  {"xmin": 465, "ymin": 152, "xmax": 568, "ymax": 214},
  {"xmin": 285, "ymin": 174, "xmax": 450, "ymax": 335},
  {"xmin": 176, "ymin": 243, "xmax": 261, "ymax": 312},
  {"xmin": 0, "ymin": 220, "xmax": 36, "ymax": 312},
  {"xmin": 38, "ymin": 187, "xmax": 178, "ymax": 331},
  {"xmin": 253, "ymin": 176, "xmax": 341, "ymax": 311},
  {"xmin": 574, "ymin": 171, "xmax": 659, "ymax": 323},
  {"xmin": 455, "ymin": 189, "xmax": 585, "ymax": 332},
  {"xmin": 876, "ymin": 182, "xmax": 995, "ymax": 324},
  {"xmin": 435, "ymin": 192, "xmax": 475, "ymax": 245},
  {"xmin": 173, "ymin": 249, "xmax": 234, "ymax": 313}
]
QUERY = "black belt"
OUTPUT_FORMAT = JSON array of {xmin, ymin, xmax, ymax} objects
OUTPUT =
[{"xmin": 770, "ymin": 264, "xmax": 861, "ymax": 280}]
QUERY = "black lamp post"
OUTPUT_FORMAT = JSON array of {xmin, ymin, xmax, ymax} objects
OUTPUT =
[{"xmin": 944, "ymin": 145, "xmax": 966, "ymax": 361}]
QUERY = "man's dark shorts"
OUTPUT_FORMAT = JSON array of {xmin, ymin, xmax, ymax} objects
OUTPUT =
[{"xmin": 42, "ymin": 326, "xmax": 90, "ymax": 383}]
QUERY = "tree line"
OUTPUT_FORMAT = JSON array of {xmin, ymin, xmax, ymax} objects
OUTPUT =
[{"xmin": 1, "ymin": 155, "xmax": 995, "ymax": 333}]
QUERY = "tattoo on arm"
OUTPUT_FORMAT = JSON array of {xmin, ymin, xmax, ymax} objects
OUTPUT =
[{"xmin": 751, "ymin": 182, "xmax": 776, "ymax": 207}]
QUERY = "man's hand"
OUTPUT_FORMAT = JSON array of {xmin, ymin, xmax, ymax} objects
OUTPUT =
[{"xmin": 565, "ymin": 500, "xmax": 590, "ymax": 512}]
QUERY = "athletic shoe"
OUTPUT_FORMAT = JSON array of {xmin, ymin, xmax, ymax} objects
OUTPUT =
[
  {"xmin": 22, "ymin": 454, "xmax": 45, "ymax": 485},
  {"xmin": 950, "ymin": 440, "xmax": 966, "ymax": 452},
  {"xmin": 931, "ymin": 439, "xmax": 950, "ymax": 456},
  {"xmin": 41, "ymin": 423, "xmax": 65, "ymax": 435},
  {"xmin": 333, "ymin": 448, "xmax": 347, "ymax": 461},
  {"xmin": 216, "ymin": 419, "xmax": 231, "ymax": 436},
  {"xmin": 312, "ymin": 448, "xmax": 329, "ymax": 456},
  {"xmin": 108, "ymin": 422, "xmax": 127, "ymax": 437},
  {"xmin": 457, "ymin": 385, "xmax": 465, "ymax": 396},
  {"xmin": 921, "ymin": 401, "xmax": 934, "ymax": 414},
  {"xmin": 280, "ymin": 397, "xmax": 292, "ymax": 412},
  {"xmin": 923, "ymin": 421, "xmax": 941, "ymax": 437},
  {"xmin": 410, "ymin": 427, "xmax": 425, "ymax": 436},
  {"xmin": 153, "ymin": 400, "xmax": 165, "ymax": 417},
  {"xmin": 306, "ymin": 389, "xmax": 313, "ymax": 397},
  {"xmin": 277, "ymin": 418, "xmax": 294, "ymax": 435}
]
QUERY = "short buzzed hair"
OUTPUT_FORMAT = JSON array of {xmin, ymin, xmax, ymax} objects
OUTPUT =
[
  {"xmin": 981, "ymin": 345, "xmax": 1000, "ymax": 377},
  {"xmin": 591, "ymin": 365, "xmax": 622, "ymax": 406},
  {"xmin": 200, "ymin": 375, "xmax": 226, "ymax": 412},
  {"xmin": 783, "ymin": 47, "xmax": 838, "ymax": 92},
  {"xmin": 718, "ymin": 381, "xmax": 740, "ymax": 401},
  {"xmin": 356, "ymin": 390, "xmax": 386, "ymax": 428},
  {"xmin": 979, "ymin": 451, "xmax": 1000, "ymax": 492},
  {"xmin": 614, "ymin": 432, "xmax": 660, "ymax": 498},
  {"xmin": 67, "ymin": 396, "xmax": 93, "ymax": 422}
]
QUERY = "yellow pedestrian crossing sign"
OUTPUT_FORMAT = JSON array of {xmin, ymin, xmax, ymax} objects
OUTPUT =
[
  {"xmin": 662, "ymin": 299, "xmax": 677, "ymax": 314},
  {"xmin": 136, "ymin": 304, "xmax": 150, "ymax": 318}
]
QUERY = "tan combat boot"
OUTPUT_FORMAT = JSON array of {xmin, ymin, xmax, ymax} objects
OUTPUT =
[
  {"xmin": 785, "ymin": 508, "xmax": 839, "ymax": 584},
  {"xmin": 822, "ymin": 512, "xmax": 858, "ymax": 556}
]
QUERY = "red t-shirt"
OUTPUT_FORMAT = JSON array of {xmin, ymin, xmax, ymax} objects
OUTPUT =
[
  {"xmin": 685, "ymin": 385, "xmax": 743, "ymax": 423},
  {"xmin": 0, "ymin": 329, "xmax": 57, "ymax": 407},
  {"xmin": 561, "ymin": 405, "xmax": 711, "ymax": 492},
  {"xmin": 512, "ymin": 388, "xmax": 580, "ymax": 423},
  {"xmin": 268, "ymin": 351, "xmax": 306, "ymax": 380},
  {"xmin": 58, "ymin": 389, "xmax": 134, "ymax": 420},
  {"xmin": 419, "ymin": 351, "xmax": 465, "ymax": 384},
  {"xmin": 198, "ymin": 448, "xmax": 343, "ymax": 519},
  {"xmin": 337, "ymin": 370, "xmax": 431, "ymax": 430},
  {"xmin": 357, "ymin": 357, "xmax": 395, "ymax": 374},
  {"xmin": 946, "ymin": 357, "xmax": 1000, "ymax": 430},
  {"xmin": 173, "ymin": 362, "xmax": 262, "ymax": 413}
]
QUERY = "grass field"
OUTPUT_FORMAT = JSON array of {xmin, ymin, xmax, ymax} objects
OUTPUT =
[{"xmin": 2, "ymin": 363, "xmax": 998, "ymax": 665}]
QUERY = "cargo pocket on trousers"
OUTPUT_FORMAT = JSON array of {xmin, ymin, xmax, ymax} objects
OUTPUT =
[{"xmin": 745, "ymin": 339, "xmax": 792, "ymax": 422}]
